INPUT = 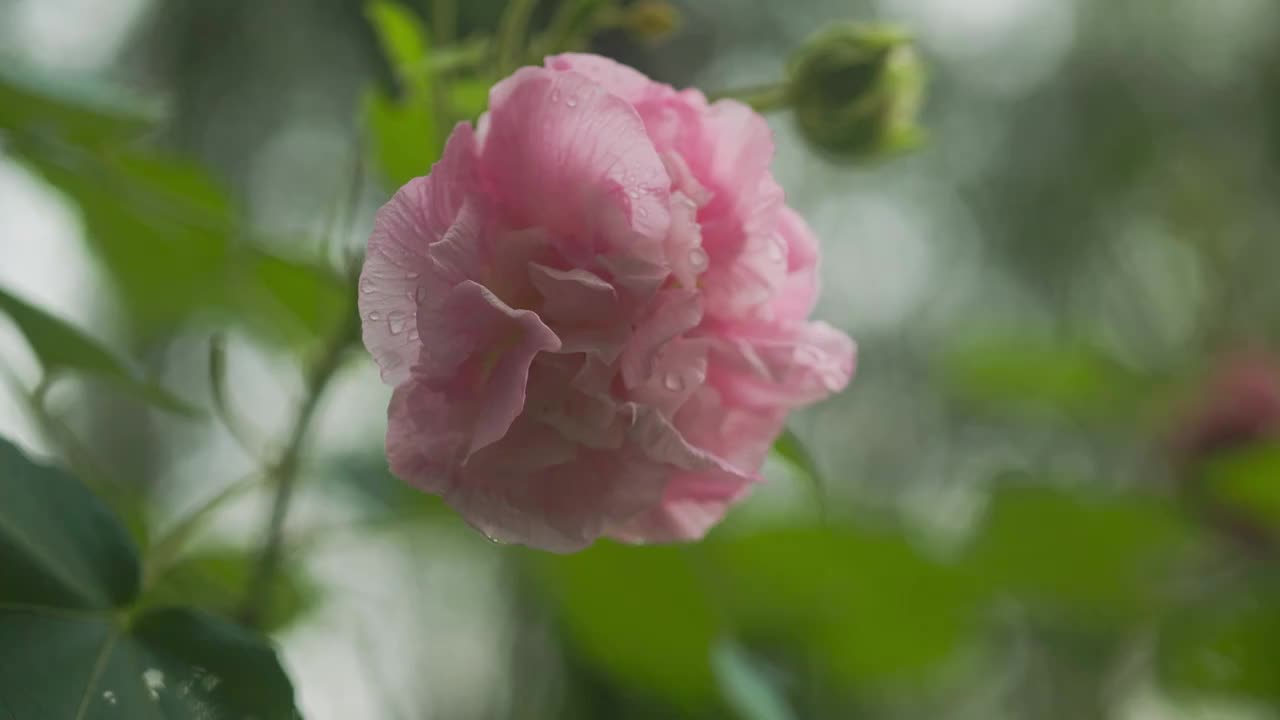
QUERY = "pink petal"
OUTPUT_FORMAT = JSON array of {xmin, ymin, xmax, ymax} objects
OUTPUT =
[
  {"xmin": 528, "ymin": 263, "xmax": 620, "ymax": 325},
  {"xmin": 360, "ymin": 124, "xmax": 480, "ymax": 385},
  {"xmin": 479, "ymin": 67, "xmax": 671, "ymax": 247},
  {"xmin": 544, "ymin": 53, "xmax": 668, "ymax": 105},
  {"xmin": 416, "ymin": 280, "xmax": 561, "ymax": 453},
  {"xmin": 620, "ymin": 288, "xmax": 704, "ymax": 388},
  {"xmin": 708, "ymin": 321, "xmax": 857, "ymax": 409}
]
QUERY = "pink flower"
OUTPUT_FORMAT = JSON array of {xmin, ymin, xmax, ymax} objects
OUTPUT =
[
  {"xmin": 1170, "ymin": 352, "xmax": 1280, "ymax": 459},
  {"xmin": 359, "ymin": 54, "xmax": 855, "ymax": 551}
]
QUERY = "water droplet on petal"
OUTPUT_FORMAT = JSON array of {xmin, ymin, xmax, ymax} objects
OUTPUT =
[
  {"xmin": 663, "ymin": 373, "xmax": 685, "ymax": 391},
  {"xmin": 567, "ymin": 96, "xmax": 578, "ymax": 108},
  {"xmin": 628, "ymin": 189, "xmax": 641, "ymax": 198},
  {"xmin": 406, "ymin": 271, "xmax": 419, "ymax": 280},
  {"xmin": 687, "ymin": 247, "xmax": 708, "ymax": 271},
  {"xmin": 768, "ymin": 236, "xmax": 786, "ymax": 262},
  {"xmin": 387, "ymin": 310, "xmax": 407, "ymax": 335},
  {"xmin": 359, "ymin": 278, "xmax": 375, "ymax": 294},
  {"xmin": 550, "ymin": 90, "xmax": 561, "ymax": 102},
  {"xmin": 367, "ymin": 311, "xmax": 381, "ymax": 321}
]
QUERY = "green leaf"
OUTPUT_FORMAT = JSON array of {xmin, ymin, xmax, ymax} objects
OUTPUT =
[
  {"xmin": 0, "ymin": 62, "xmax": 162, "ymax": 146},
  {"xmin": 1157, "ymin": 575, "xmax": 1280, "ymax": 706},
  {"xmin": 966, "ymin": 483, "xmax": 1192, "ymax": 622},
  {"xmin": 1201, "ymin": 443, "xmax": 1280, "ymax": 530},
  {"xmin": 0, "ymin": 438, "xmax": 139, "ymax": 609},
  {"xmin": 712, "ymin": 640, "xmax": 796, "ymax": 720},
  {"xmin": 142, "ymin": 549, "xmax": 316, "ymax": 633},
  {"xmin": 941, "ymin": 336, "xmax": 1149, "ymax": 421},
  {"xmin": 364, "ymin": 88, "xmax": 440, "ymax": 189},
  {"xmin": 0, "ymin": 285, "xmax": 197, "ymax": 415},
  {"xmin": 366, "ymin": 0, "xmax": 430, "ymax": 77},
  {"xmin": 364, "ymin": 0, "xmax": 440, "ymax": 189},
  {"xmin": 710, "ymin": 526, "xmax": 978, "ymax": 686},
  {"xmin": 14, "ymin": 142, "xmax": 235, "ymax": 335},
  {"xmin": 530, "ymin": 543, "xmax": 721, "ymax": 707},
  {"xmin": 0, "ymin": 437, "xmax": 300, "ymax": 718},
  {"xmin": 237, "ymin": 250, "xmax": 351, "ymax": 346},
  {"xmin": 448, "ymin": 77, "xmax": 491, "ymax": 120}
]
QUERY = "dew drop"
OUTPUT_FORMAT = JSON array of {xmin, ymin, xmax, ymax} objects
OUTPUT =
[
  {"xmin": 359, "ymin": 278, "xmax": 375, "ymax": 294},
  {"xmin": 628, "ymin": 189, "xmax": 641, "ymax": 199},
  {"xmin": 550, "ymin": 90, "xmax": 561, "ymax": 102},
  {"xmin": 387, "ymin": 310, "xmax": 407, "ymax": 335},
  {"xmin": 102, "ymin": 690, "xmax": 117, "ymax": 706},
  {"xmin": 768, "ymin": 236, "xmax": 786, "ymax": 262},
  {"xmin": 687, "ymin": 247, "xmax": 708, "ymax": 271},
  {"xmin": 663, "ymin": 373, "xmax": 685, "ymax": 392},
  {"xmin": 566, "ymin": 96, "xmax": 578, "ymax": 108},
  {"xmin": 405, "ymin": 271, "xmax": 419, "ymax": 280},
  {"xmin": 367, "ymin": 311, "xmax": 381, "ymax": 321}
]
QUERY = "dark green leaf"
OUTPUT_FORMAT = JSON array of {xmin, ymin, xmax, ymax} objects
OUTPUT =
[
  {"xmin": 967, "ymin": 483, "xmax": 1192, "ymax": 622},
  {"xmin": 236, "ymin": 250, "xmax": 350, "ymax": 346},
  {"xmin": 0, "ymin": 437, "xmax": 139, "ymax": 609},
  {"xmin": 0, "ymin": 62, "xmax": 161, "ymax": 146},
  {"xmin": 0, "ymin": 607, "xmax": 299, "ymax": 720},
  {"xmin": 141, "ymin": 549, "xmax": 317, "ymax": 633},
  {"xmin": 712, "ymin": 640, "xmax": 796, "ymax": 720},
  {"xmin": 366, "ymin": 0, "xmax": 430, "ymax": 76},
  {"xmin": 0, "ymin": 437, "xmax": 300, "ymax": 718},
  {"xmin": 0, "ymin": 285, "xmax": 198, "ymax": 414}
]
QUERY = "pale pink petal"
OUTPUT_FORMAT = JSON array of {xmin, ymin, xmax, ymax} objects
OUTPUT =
[
  {"xmin": 361, "ymin": 125, "xmax": 480, "ymax": 384},
  {"xmin": 620, "ymin": 288, "xmax": 704, "ymax": 388},
  {"xmin": 544, "ymin": 53, "xmax": 669, "ymax": 105},
  {"xmin": 528, "ymin": 263, "xmax": 619, "ymax": 325},
  {"xmin": 709, "ymin": 321, "xmax": 857, "ymax": 409},
  {"xmin": 480, "ymin": 67, "xmax": 671, "ymax": 244},
  {"xmin": 416, "ymin": 280, "xmax": 561, "ymax": 453}
]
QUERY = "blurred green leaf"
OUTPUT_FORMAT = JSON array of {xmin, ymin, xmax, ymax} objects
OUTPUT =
[
  {"xmin": 364, "ymin": 89, "xmax": 440, "ymax": 189},
  {"xmin": 14, "ymin": 142, "xmax": 235, "ymax": 334},
  {"xmin": 1157, "ymin": 575, "xmax": 1280, "ymax": 707},
  {"xmin": 941, "ymin": 337, "xmax": 1149, "ymax": 421},
  {"xmin": 448, "ymin": 77, "xmax": 491, "ymax": 120},
  {"xmin": 530, "ymin": 543, "xmax": 721, "ymax": 707},
  {"xmin": 712, "ymin": 639, "xmax": 796, "ymax": 720},
  {"xmin": 142, "ymin": 549, "xmax": 316, "ymax": 633},
  {"xmin": 323, "ymin": 453, "xmax": 445, "ymax": 519},
  {"xmin": 366, "ymin": 0, "xmax": 430, "ymax": 77},
  {"xmin": 710, "ymin": 526, "xmax": 978, "ymax": 687},
  {"xmin": 364, "ymin": 0, "xmax": 440, "ymax": 189},
  {"xmin": 1202, "ymin": 443, "xmax": 1280, "ymax": 530},
  {"xmin": 0, "ymin": 62, "xmax": 161, "ymax": 146},
  {"xmin": 967, "ymin": 483, "xmax": 1192, "ymax": 622},
  {"xmin": 0, "ymin": 285, "xmax": 197, "ymax": 414},
  {"xmin": 0, "ymin": 436, "xmax": 299, "ymax": 718},
  {"xmin": 238, "ymin": 250, "xmax": 350, "ymax": 346}
]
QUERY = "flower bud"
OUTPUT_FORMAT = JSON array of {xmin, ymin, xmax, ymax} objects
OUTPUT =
[{"xmin": 786, "ymin": 23, "xmax": 925, "ymax": 161}]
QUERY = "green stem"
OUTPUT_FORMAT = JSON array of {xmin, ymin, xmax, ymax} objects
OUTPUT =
[
  {"xmin": 141, "ymin": 470, "xmax": 266, "ymax": 589},
  {"xmin": 707, "ymin": 81, "xmax": 792, "ymax": 113},
  {"xmin": 237, "ymin": 312, "xmax": 358, "ymax": 628}
]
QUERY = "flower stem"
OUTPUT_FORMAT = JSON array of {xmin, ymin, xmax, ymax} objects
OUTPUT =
[
  {"xmin": 237, "ymin": 310, "xmax": 358, "ymax": 628},
  {"xmin": 707, "ymin": 81, "xmax": 792, "ymax": 113}
]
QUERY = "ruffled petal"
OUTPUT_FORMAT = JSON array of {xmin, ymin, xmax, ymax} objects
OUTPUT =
[
  {"xmin": 360, "ymin": 124, "xmax": 480, "ymax": 384},
  {"xmin": 479, "ymin": 67, "xmax": 672, "ymax": 248}
]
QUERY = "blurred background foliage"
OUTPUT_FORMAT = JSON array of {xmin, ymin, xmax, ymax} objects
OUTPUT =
[{"xmin": 2, "ymin": 0, "xmax": 1280, "ymax": 718}]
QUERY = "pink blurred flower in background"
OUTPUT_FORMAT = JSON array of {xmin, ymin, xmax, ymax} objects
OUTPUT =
[
  {"xmin": 359, "ymin": 53, "xmax": 855, "ymax": 552},
  {"xmin": 1170, "ymin": 352, "xmax": 1280, "ymax": 460}
]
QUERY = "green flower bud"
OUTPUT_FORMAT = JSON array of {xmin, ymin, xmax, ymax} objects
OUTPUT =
[{"xmin": 787, "ymin": 23, "xmax": 926, "ymax": 162}]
